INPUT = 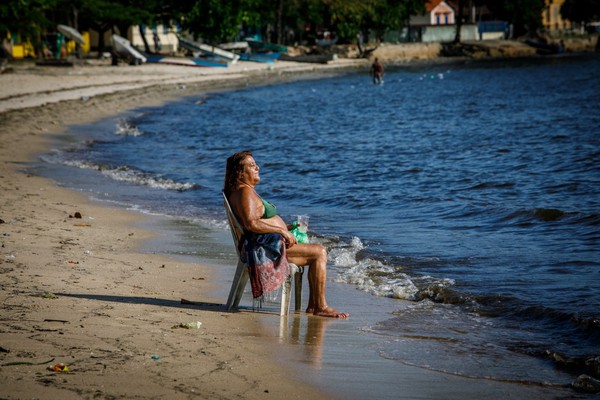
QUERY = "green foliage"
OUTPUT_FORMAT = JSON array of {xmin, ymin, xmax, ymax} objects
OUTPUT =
[
  {"xmin": 78, "ymin": 0, "xmax": 151, "ymax": 30},
  {"xmin": 367, "ymin": 0, "xmax": 426, "ymax": 41},
  {"xmin": 486, "ymin": 0, "xmax": 546, "ymax": 36},
  {"xmin": 0, "ymin": 0, "xmax": 58, "ymax": 38},
  {"xmin": 3, "ymin": 0, "xmax": 594, "ymax": 49},
  {"xmin": 561, "ymin": 0, "xmax": 600, "ymax": 23},
  {"xmin": 327, "ymin": 0, "xmax": 369, "ymax": 41},
  {"xmin": 287, "ymin": 0, "xmax": 426, "ymax": 43},
  {"xmin": 185, "ymin": 0, "xmax": 244, "ymax": 43}
]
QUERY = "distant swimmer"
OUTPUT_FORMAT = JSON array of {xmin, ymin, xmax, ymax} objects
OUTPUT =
[{"xmin": 371, "ymin": 57, "xmax": 384, "ymax": 85}]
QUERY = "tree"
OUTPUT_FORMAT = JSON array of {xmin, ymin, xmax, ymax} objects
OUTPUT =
[
  {"xmin": 76, "ymin": 0, "xmax": 161, "ymax": 54},
  {"xmin": 0, "ymin": 0, "xmax": 59, "ymax": 56},
  {"xmin": 326, "ymin": 0, "xmax": 369, "ymax": 43},
  {"xmin": 485, "ymin": 0, "xmax": 546, "ymax": 37},
  {"xmin": 561, "ymin": 0, "xmax": 600, "ymax": 25},
  {"xmin": 292, "ymin": 0, "xmax": 328, "ymax": 43},
  {"xmin": 453, "ymin": 0, "xmax": 466, "ymax": 43},
  {"xmin": 328, "ymin": 0, "xmax": 427, "ymax": 44},
  {"xmin": 185, "ymin": 0, "xmax": 243, "ymax": 43}
]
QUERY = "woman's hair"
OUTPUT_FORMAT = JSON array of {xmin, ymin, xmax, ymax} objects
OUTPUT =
[{"xmin": 224, "ymin": 150, "xmax": 253, "ymax": 196}]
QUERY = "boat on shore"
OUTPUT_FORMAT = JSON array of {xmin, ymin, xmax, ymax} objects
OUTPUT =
[
  {"xmin": 238, "ymin": 52, "xmax": 280, "ymax": 64},
  {"xmin": 57, "ymin": 24, "xmax": 85, "ymax": 45},
  {"xmin": 524, "ymin": 38, "xmax": 564, "ymax": 55},
  {"xmin": 218, "ymin": 41, "xmax": 249, "ymax": 51},
  {"xmin": 226, "ymin": 39, "xmax": 284, "ymax": 63},
  {"xmin": 279, "ymin": 53, "xmax": 337, "ymax": 64},
  {"xmin": 144, "ymin": 54, "xmax": 228, "ymax": 68},
  {"xmin": 177, "ymin": 36, "xmax": 239, "ymax": 63},
  {"xmin": 246, "ymin": 39, "xmax": 287, "ymax": 53},
  {"xmin": 112, "ymin": 34, "xmax": 146, "ymax": 65}
]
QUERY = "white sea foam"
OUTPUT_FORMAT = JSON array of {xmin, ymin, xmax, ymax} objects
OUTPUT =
[
  {"xmin": 115, "ymin": 119, "xmax": 144, "ymax": 136},
  {"xmin": 330, "ymin": 236, "xmax": 419, "ymax": 300},
  {"xmin": 100, "ymin": 166, "xmax": 196, "ymax": 191},
  {"xmin": 48, "ymin": 158, "xmax": 197, "ymax": 192},
  {"xmin": 336, "ymin": 259, "xmax": 419, "ymax": 300}
]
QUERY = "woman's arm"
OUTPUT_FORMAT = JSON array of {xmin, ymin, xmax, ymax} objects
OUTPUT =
[{"xmin": 231, "ymin": 188, "xmax": 297, "ymax": 245}]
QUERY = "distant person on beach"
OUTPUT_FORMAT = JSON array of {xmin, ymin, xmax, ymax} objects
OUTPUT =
[
  {"xmin": 371, "ymin": 57, "xmax": 384, "ymax": 85},
  {"xmin": 224, "ymin": 150, "xmax": 349, "ymax": 319}
]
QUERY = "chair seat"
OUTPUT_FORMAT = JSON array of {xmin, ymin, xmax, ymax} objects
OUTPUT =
[{"xmin": 223, "ymin": 192, "xmax": 304, "ymax": 316}]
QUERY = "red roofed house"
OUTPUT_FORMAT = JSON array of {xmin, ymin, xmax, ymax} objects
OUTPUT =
[
  {"xmin": 408, "ymin": 0, "xmax": 506, "ymax": 42},
  {"xmin": 410, "ymin": 0, "xmax": 471, "ymax": 42},
  {"xmin": 420, "ymin": 0, "xmax": 455, "ymax": 26}
]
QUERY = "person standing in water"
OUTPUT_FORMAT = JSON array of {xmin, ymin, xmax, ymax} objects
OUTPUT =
[{"xmin": 371, "ymin": 57, "xmax": 384, "ymax": 85}]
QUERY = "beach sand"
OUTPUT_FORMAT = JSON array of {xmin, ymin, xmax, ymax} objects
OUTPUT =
[
  {"xmin": 0, "ymin": 58, "xmax": 364, "ymax": 399},
  {"xmin": 0, "ymin": 53, "xmax": 584, "ymax": 400}
]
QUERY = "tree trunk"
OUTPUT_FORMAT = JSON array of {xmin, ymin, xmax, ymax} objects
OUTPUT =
[
  {"xmin": 138, "ymin": 25, "xmax": 151, "ymax": 53},
  {"xmin": 91, "ymin": 22, "xmax": 111, "ymax": 58},
  {"xmin": 453, "ymin": 0, "xmax": 465, "ymax": 43},
  {"xmin": 72, "ymin": 7, "xmax": 81, "ymax": 58},
  {"xmin": 275, "ymin": 0, "xmax": 284, "ymax": 44}
]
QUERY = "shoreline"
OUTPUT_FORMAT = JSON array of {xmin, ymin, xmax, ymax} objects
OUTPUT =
[
  {"xmin": 1, "ymin": 59, "xmax": 344, "ymax": 399},
  {"xmin": 1, "ymin": 50, "xmax": 595, "ymax": 399}
]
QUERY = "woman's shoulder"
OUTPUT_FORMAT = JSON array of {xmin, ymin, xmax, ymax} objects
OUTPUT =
[{"xmin": 229, "ymin": 186, "xmax": 259, "ymax": 203}]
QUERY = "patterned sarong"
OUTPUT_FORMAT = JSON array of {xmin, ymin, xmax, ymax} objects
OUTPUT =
[{"xmin": 240, "ymin": 232, "xmax": 290, "ymax": 299}]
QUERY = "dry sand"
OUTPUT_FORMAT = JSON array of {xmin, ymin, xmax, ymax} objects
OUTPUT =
[{"xmin": 0, "ymin": 58, "xmax": 370, "ymax": 399}]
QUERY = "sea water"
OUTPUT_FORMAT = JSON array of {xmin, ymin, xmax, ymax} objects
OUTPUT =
[{"xmin": 37, "ymin": 54, "xmax": 599, "ymax": 395}]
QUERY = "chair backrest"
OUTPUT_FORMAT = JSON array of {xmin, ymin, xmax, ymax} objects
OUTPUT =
[{"xmin": 223, "ymin": 192, "xmax": 244, "ymax": 256}]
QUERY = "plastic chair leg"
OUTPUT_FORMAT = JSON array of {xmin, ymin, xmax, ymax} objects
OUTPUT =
[
  {"xmin": 280, "ymin": 272, "xmax": 293, "ymax": 316},
  {"xmin": 294, "ymin": 267, "xmax": 304, "ymax": 312},
  {"xmin": 226, "ymin": 260, "xmax": 249, "ymax": 310}
]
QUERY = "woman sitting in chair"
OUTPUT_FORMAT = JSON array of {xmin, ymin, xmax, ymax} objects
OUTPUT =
[{"xmin": 224, "ymin": 150, "xmax": 348, "ymax": 319}]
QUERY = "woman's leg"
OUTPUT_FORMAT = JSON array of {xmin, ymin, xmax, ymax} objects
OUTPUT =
[{"xmin": 286, "ymin": 243, "xmax": 348, "ymax": 318}]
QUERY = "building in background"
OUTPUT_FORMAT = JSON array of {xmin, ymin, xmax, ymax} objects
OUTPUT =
[{"xmin": 543, "ymin": 0, "xmax": 572, "ymax": 33}]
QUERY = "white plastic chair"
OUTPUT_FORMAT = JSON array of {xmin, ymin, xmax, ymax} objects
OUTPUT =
[{"xmin": 223, "ymin": 192, "xmax": 304, "ymax": 316}]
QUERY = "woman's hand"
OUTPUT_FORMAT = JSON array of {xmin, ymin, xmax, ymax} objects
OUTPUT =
[{"xmin": 282, "ymin": 230, "xmax": 297, "ymax": 248}]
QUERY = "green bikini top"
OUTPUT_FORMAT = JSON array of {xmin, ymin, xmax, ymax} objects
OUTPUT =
[{"xmin": 261, "ymin": 198, "xmax": 277, "ymax": 219}]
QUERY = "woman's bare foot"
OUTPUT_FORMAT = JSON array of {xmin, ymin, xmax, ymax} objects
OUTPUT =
[{"xmin": 313, "ymin": 306, "xmax": 349, "ymax": 319}]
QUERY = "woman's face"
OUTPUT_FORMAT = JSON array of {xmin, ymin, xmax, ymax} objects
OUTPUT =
[{"xmin": 240, "ymin": 156, "xmax": 260, "ymax": 186}]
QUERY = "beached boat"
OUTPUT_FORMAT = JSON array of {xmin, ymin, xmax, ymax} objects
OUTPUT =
[
  {"xmin": 524, "ymin": 38, "xmax": 564, "ymax": 55},
  {"xmin": 237, "ymin": 52, "xmax": 280, "ymax": 64},
  {"xmin": 145, "ymin": 54, "xmax": 228, "ymax": 68},
  {"xmin": 218, "ymin": 41, "xmax": 249, "ymax": 51},
  {"xmin": 315, "ymin": 37, "xmax": 338, "ymax": 47},
  {"xmin": 245, "ymin": 39, "xmax": 287, "ymax": 53},
  {"xmin": 177, "ymin": 36, "xmax": 239, "ymax": 63},
  {"xmin": 112, "ymin": 34, "xmax": 146, "ymax": 65},
  {"xmin": 279, "ymin": 53, "xmax": 337, "ymax": 64},
  {"xmin": 57, "ymin": 24, "xmax": 85, "ymax": 45}
]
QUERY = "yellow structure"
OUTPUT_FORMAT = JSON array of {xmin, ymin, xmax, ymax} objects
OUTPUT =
[
  {"xmin": 8, "ymin": 30, "xmax": 90, "ymax": 59},
  {"xmin": 8, "ymin": 32, "xmax": 36, "ymax": 59},
  {"xmin": 65, "ymin": 32, "xmax": 91, "ymax": 54},
  {"xmin": 543, "ymin": 0, "xmax": 571, "ymax": 31},
  {"xmin": 81, "ymin": 32, "xmax": 91, "ymax": 53}
]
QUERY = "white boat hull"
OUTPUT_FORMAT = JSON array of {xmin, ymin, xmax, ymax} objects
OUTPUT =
[
  {"xmin": 178, "ymin": 37, "xmax": 239, "ymax": 63},
  {"xmin": 112, "ymin": 34, "xmax": 146, "ymax": 64}
]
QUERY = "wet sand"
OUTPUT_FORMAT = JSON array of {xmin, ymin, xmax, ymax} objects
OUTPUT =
[{"xmin": 0, "ymin": 56, "xmax": 581, "ymax": 399}]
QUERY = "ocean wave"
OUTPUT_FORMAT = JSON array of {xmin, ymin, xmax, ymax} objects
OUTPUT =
[
  {"xmin": 60, "ymin": 159, "xmax": 199, "ymax": 191},
  {"xmin": 370, "ymin": 302, "xmax": 577, "ymax": 386},
  {"xmin": 465, "ymin": 182, "xmax": 516, "ymax": 191},
  {"xmin": 115, "ymin": 119, "xmax": 144, "ymax": 136},
  {"xmin": 496, "ymin": 207, "xmax": 600, "ymax": 229},
  {"xmin": 338, "ymin": 238, "xmax": 600, "ymax": 371},
  {"xmin": 414, "ymin": 283, "xmax": 466, "ymax": 304},
  {"xmin": 329, "ymin": 236, "xmax": 449, "ymax": 300},
  {"xmin": 424, "ymin": 289, "xmax": 600, "ymax": 367}
]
